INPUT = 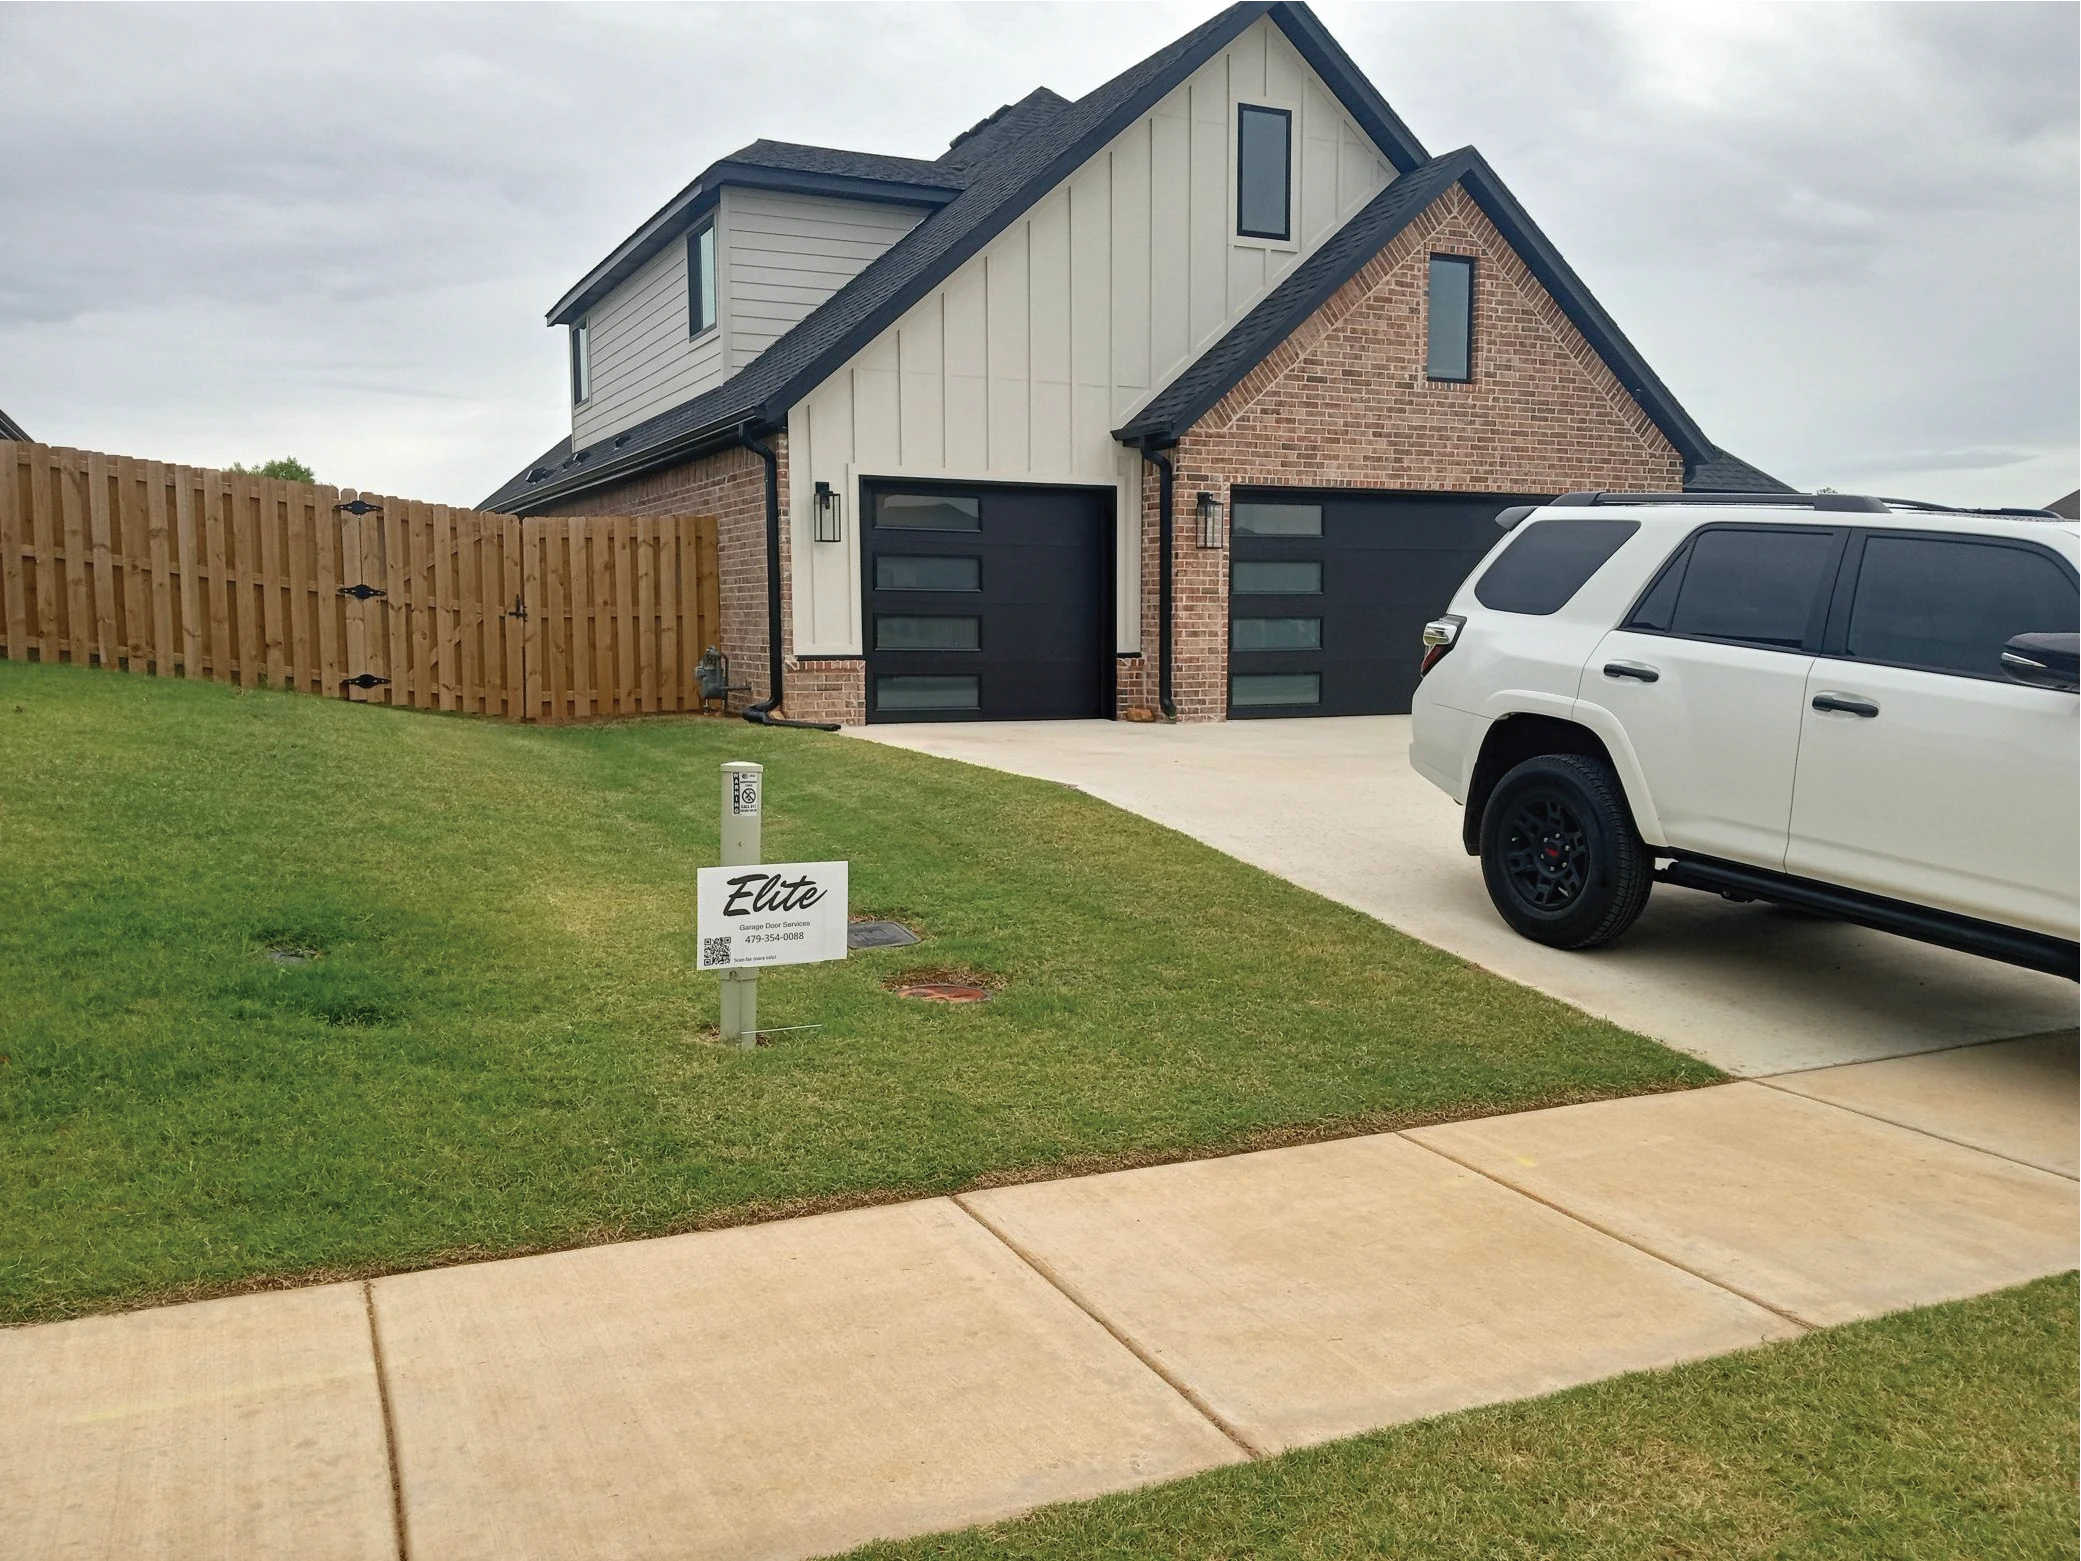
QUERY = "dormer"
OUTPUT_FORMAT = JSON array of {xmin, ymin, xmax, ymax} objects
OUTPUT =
[{"xmin": 551, "ymin": 145, "xmax": 964, "ymax": 447}]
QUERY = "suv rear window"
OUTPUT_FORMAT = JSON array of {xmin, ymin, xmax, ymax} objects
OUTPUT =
[
  {"xmin": 1626, "ymin": 525, "xmax": 1838, "ymax": 650},
  {"xmin": 1473, "ymin": 519, "xmax": 1639, "ymax": 614}
]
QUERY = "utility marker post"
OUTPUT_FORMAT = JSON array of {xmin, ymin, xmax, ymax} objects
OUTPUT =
[{"xmin": 718, "ymin": 761, "xmax": 762, "ymax": 1048}]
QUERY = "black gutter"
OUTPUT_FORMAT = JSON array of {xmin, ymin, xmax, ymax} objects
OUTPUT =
[
  {"xmin": 732, "ymin": 425, "xmax": 840, "ymax": 732},
  {"xmin": 1139, "ymin": 446, "xmax": 1178, "ymax": 720}
]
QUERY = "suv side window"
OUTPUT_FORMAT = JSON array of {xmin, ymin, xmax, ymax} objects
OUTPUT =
[
  {"xmin": 1844, "ymin": 533, "xmax": 2078, "ymax": 680},
  {"xmin": 1625, "ymin": 525, "xmax": 1839, "ymax": 650}
]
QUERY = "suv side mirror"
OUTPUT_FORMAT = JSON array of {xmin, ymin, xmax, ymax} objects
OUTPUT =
[{"xmin": 2001, "ymin": 632, "xmax": 2080, "ymax": 692}]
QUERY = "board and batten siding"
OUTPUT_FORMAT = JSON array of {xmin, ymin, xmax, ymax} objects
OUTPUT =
[
  {"xmin": 785, "ymin": 14, "xmax": 1396, "ymax": 658},
  {"xmin": 722, "ymin": 188, "xmax": 931, "ymax": 374},
  {"xmin": 575, "ymin": 190, "xmax": 930, "ymax": 448}
]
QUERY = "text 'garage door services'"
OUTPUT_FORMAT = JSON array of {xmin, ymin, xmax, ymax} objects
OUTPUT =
[
  {"xmin": 861, "ymin": 481, "xmax": 1113, "ymax": 723},
  {"xmin": 1228, "ymin": 489, "xmax": 1545, "ymax": 717}
]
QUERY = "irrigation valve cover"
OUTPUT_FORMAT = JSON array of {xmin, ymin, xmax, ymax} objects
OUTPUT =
[{"xmin": 697, "ymin": 862, "xmax": 849, "ymax": 970}]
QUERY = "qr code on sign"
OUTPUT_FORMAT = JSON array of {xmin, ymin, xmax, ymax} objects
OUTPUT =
[{"xmin": 703, "ymin": 937, "xmax": 732, "ymax": 967}]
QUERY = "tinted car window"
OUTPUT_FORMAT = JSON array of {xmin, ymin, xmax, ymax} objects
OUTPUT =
[
  {"xmin": 1636, "ymin": 527, "xmax": 1837, "ymax": 649},
  {"xmin": 1473, "ymin": 519, "xmax": 1639, "ymax": 615},
  {"xmin": 1847, "ymin": 535, "xmax": 2078, "ymax": 679}
]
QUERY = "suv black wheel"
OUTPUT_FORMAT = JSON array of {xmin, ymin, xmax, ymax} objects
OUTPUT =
[{"xmin": 1479, "ymin": 754, "xmax": 1652, "ymax": 949}]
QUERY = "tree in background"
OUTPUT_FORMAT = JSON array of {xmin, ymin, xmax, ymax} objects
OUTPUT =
[{"xmin": 228, "ymin": 457, "xmax": 316, "ymax": 484}]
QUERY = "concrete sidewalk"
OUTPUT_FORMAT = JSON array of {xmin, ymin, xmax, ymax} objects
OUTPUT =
[
  {"xmin": 5, "ymin": 1034, "xmax": 2074, "ymax": 1561},
  {"xmin": 848, "ymin": 717, "xmax": 2077, "ymax": 1076}
]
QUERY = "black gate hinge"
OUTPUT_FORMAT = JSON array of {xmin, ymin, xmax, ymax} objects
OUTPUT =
[
  {"xmin": 335, "ymin": 499, "xmax": 384, "ymax": 516},
  {"xmin": 341, "ymin": 673, "xmax": 392, "ymax": 690},
  {"xmin": 337, "ymin": 583, "xmax": 388, "ymax": 601}
]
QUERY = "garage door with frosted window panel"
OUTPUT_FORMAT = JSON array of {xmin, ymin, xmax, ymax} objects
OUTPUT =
[
  {"xmin": 1228, "ymin": 488, "xmax": 1546, "ymax": 716},
  {"xmin": 861, "ymin": 481, "xmax": 1112, "ymax": 723}
]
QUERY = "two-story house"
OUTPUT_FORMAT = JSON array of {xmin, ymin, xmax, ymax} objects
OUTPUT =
[{"xmin": 483, "ymin": 0, "xmax": 1786, "ymax": 726}]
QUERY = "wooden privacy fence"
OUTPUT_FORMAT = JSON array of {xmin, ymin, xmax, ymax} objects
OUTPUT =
[{"xmin": 0, "ymin": 442, "xmax": 721, "ymax": 722}]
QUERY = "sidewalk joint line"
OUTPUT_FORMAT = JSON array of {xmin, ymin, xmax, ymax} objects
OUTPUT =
[
  {"xmin": 1397, "ymin": 1133, "xmax": 1819, "ymax": 1333},
  {"xmin": 1749, "ymin": 1076, "xmax": 2079, "ymax": 1182},
  {"xmin": 1750, "ymin": 1026, "xmax": 2078, "ymax": 1079},
  {"xmin": 950, "ymin": 1194, "xmax": 1269, "ymax": 1460},
  {"xmin": 363, "ymin": 1281, "xmax": 413, "ymax": 1561}
]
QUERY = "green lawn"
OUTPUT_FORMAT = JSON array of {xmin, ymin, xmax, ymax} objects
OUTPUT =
[
  {"xmin": 0, "ymin": 661, "xmax": 1714, "ymax": 1324},
  {"xmin": 847, "ymin": 1274, "xmax": 2081, "ymax": 1561}
]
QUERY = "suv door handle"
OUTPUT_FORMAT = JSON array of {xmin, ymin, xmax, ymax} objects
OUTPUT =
[
  {"xmin": 1602, "ymin": 661, "xmax": 1660, "ymax": 683},
  {"xmin": 1812, "ymin": 692, "xmax": 1880, "ymax": 718}
]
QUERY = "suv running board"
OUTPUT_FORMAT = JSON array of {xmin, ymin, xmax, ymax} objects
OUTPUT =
[{"xmin": 1657, "ymin": 856, "xmax": 2080, "ymax": 980}]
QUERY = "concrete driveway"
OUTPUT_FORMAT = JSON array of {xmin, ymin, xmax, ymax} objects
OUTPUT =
[{"xmin": 849, "ymin": 717, "xmax": 2077, "ymax": 1075}]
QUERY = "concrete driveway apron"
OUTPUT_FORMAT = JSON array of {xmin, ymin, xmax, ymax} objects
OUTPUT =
[{"xmin": 849, "ymin": 716, "xmax": 2077, "ymax": 1076}]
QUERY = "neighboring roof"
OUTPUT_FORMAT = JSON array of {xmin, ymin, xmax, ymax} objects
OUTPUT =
[
  {"xmin": 0, "ymin": 406, "xmax": 25, "ymax": 443},
  {"xmin": 489, "ymin": 1, "xmax": 1434, "ymax": 512},
  {"xmin": 1114, "ymin": 146, "xmax": 1718, "ymax": 476},
  {"xmin": 1686, "ymin": 446, "xmax": 1794, "ymax": 494},
  {"xmin": 2047, "ymin": 490, "xmax": 2079, "ymax": 519}
]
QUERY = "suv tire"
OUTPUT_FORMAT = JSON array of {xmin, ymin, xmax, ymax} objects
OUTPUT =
[{"xmin": 1479, "ymin": 754, "xmax": 1652, "ymax": 949}]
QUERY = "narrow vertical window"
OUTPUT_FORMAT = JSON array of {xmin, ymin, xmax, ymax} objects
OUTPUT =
[
  {"xmin": 1236, "ymin": 105, "xmax": 1292, "ymax": 241},
  {"xmin": 688, "ymin": 220, "xmax": 717, "ymax": 337},
  {"xmin": 570, "ymin": 317, "xmax": 591, "ymax": 405},
  {"xmin": 1427, "ymin": 255, "xmax": 1473, "ymax": 381}
]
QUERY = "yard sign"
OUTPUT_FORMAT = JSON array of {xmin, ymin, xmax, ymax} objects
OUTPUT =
[{"xmin": 697, "ymin": 861, "xmax": 849, "ymax": 970}]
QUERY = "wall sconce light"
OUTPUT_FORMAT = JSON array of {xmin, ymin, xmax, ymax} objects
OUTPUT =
[
  {"xmin": 813, "ymin": 480, "xmax": 844, "ymax": 543},
  {"xmin": 1196, "ymin": 490, "xmax": 1225, "ymax": 549}
]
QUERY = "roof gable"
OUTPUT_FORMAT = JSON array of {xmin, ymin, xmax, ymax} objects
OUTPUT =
[
  {"xmin": 1114, "ymin": 147, "xmax": 1719, "ymax": 473},
  {"xmin": 488, "ymin": 2, "xmax": 1434, "ymax": 511}
]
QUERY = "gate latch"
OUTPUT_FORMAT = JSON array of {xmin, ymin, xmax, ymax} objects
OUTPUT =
[
  {"xmin": 337, "ymin": 583, "xmax": 388, "ymax": 601},
  {"xmin": 505, "ymin": 595, "xmax": 528, "ymax": 621},
  {"xmin": 341, "ymin": 673, "xmax": 392, "ymax": 690}
]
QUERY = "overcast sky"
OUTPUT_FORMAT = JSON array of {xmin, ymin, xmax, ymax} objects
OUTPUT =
[{"xmin": 1, "ymin": 2, "xmax": 2073, "ymax": 507}]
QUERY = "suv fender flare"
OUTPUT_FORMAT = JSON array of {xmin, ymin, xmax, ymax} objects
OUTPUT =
[
  {"xmin": 1562, "ymin": 699, "xmax": 1667, "ymax": 847},
  {"xmin": 1462, "ymin": 700, "xmax": 1668, "ymax": 855}
]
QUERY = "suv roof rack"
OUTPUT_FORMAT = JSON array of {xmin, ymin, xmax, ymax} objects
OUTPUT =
[
  {"xmin": 1549, "ymin": 491, "xmax": 1890, "ymax": 513},
  {"xmin": 1549, "ymin": 491, "xmax": 2061, "ymax": 519}
]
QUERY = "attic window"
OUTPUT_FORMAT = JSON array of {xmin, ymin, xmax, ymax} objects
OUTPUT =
[
  {"xmin": 1427, "ymin": 255, "xmax": 1474, "ymax": 382},
  {"xmin": 570, "ymin": 318, "xmax": 592, "ymax": 405},
  {"xmin": 688, "ymin": 220, "xmax": 717, "ymax": 338},
  {"xmin": 1236, "ymin": 105, "xmax": 1291, "ymax": 241}
]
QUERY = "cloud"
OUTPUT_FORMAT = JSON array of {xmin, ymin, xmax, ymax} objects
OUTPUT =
[{"xmin": 0, "ymin": 1, "xmax": 2072, "ymax": 508}]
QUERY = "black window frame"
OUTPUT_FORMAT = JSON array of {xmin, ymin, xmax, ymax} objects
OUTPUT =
[
  {"xmin": 1426, "ymin": 254, "xmax": 1475, "ymax": 383},
  {"xmin": 1235, "ymin": 103, "xmax": 1293, "ymax": 242},
  {"xmin": 1818, "ymin": 528, "xmax": 2080, "ymax": 683},
  {"xmin": 569, "ymin": 317, "xmax": 591, "ymax": 406},
  {"xmin": 1619, "ymin": 522, "xmax": 1849, "ymax": 655},
  {"xmin": 687, "ymin": 219, "xmax": 718, "ymax": 339}
]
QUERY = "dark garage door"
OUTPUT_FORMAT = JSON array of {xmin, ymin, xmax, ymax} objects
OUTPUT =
[
  {"xmin": 861, "ymin": 479, "xmax": 1113, "ymax": 723},
  {"xmin": 1228, "ymin": 488, "xmax": 1546, "ymax": 717}
]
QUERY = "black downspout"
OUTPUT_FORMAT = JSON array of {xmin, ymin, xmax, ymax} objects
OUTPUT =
[
  {"xmin": 1140, "ymin": 445, "xmax": 1178, "ymax": 720},
  {"xmin": 733, "ymin": 424, "xmax": 839, "ymax": 732}
]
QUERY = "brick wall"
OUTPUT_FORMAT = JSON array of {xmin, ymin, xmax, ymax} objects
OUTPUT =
[
  {"xmin": 1121, "ymin": 182, "xmax": 1684, "ymax": 721},
  {"xmin": 540, "ymin": 433, "xmax": 866, "ymax": 724}
]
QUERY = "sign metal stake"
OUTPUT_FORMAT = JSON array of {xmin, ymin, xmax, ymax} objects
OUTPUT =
[{"xmin": 719, "ymin": 761, "xmax": 762, "ymax": 1048}]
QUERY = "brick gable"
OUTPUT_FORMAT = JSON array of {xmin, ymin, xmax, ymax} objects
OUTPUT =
[{"xmin": 1119, "ymin": 181, "xmax": 1682, "ymax": 721}]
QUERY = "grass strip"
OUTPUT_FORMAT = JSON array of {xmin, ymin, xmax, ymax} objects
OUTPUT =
[{"xmin": 847, "ymin": 1273, "xmax": 2081, "ymax": 1561}]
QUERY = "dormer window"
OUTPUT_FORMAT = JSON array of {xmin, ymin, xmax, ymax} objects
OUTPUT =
[
  {"xmin": 570, "ymin": 317, "xmax": 591, "ymax": 405},
  {"xmin": 1236, "ymin": 104, "xmax": 1292, "ymax": 241},
  {"xmin": 688, "ymin": 219, "xmax": 717, "ymax": 337}
]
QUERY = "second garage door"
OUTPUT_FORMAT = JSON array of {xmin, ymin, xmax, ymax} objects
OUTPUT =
[
  {"xmin": 1228, "ymin": 487, "xmax": 1546, "ymax": 717},
  {"xmin": 861, "ymin": 479, "xmax": 1113, "ymax": 723}
]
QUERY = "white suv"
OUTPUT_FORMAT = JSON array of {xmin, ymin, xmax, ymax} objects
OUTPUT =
[{"xmin": 1409, "ymin": 491, "xmax": 2080, "ymax": 978}]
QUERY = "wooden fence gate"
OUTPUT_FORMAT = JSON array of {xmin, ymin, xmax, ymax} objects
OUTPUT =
[{"xmin": 0, "ymin": 441, "xmax": 720, "ymax": 722}]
